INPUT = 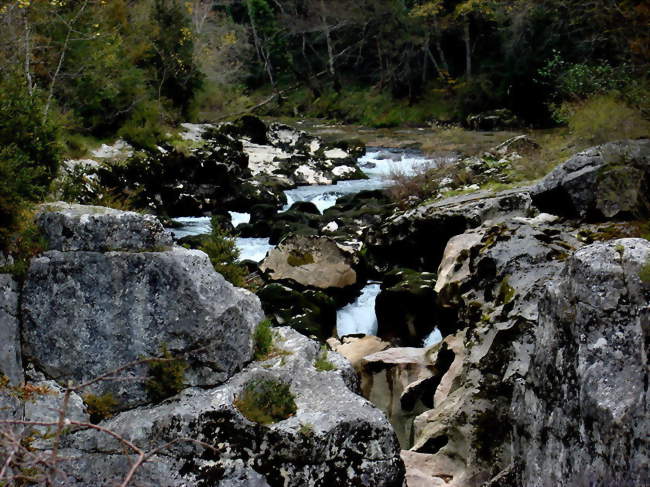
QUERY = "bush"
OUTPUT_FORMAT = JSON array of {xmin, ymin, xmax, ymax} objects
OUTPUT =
[
  {"xmin": 314, "ymin": 346, "xmax": 336, "ymax": 372},
  {"xmin": 117, "ymin": 100, "xmax": 169, "ymax": 151},
  {"xmin": 564, "ymin": 95, "xmax": 650, "ymax": 146},
  {"xmin": 253, "ymin": 319, "xmax": 274, "ymax": 360},
  {"xmin": 84, "ymin": 393, "xmax": 119, "ymax": 424},
  {"xmin": 145, "ymin": 345, "xmax": 187, "ymax": 403},
  {"xmin": 199, "ymin": 217, "xmax": 248, "ymax": 287},
  {"xmin": 0, "ymin": 76, "xmax": 61, "ymax": 250},
  {"xmin": 234, "ymin": 378, "xmax": 297, "ymax": 425}
]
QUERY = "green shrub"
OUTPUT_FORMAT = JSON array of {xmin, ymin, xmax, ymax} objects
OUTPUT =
[
  {"xmin": 234, "ymin": 378, "xmax": 297, "ymax": 425},
  {"xmin": 314, "ymin": 346, "xmax": 336, "ymax": 372},
  {"xmin": 84, "ymin": 393, "xmax": 119, "ymax": 424},
  {"xmin": 253, "ymin": 319, "xmax": 274, "ymax": 360},
  {"xmin": 117, "ymin": 100, "xmax": 169, "ymax": 151},
  {"xmin": 0, "ymin": 75, "xmax": 61, "ymax": 251},
  {"xmin": 639, "ymin": 259, "xmax": 650, "ymax": 284},
  {"xmin": 145, "ymin": 345, "xmax": 187, "ymax": 403},
  {"xmin": 199, "ymin": 217, "xmax": 248, "ymax": 287},
  {"xmin": 564, "ymin": 95, "xmax": 650, "ymax": 146}
]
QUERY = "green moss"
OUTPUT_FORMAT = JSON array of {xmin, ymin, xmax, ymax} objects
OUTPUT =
[
  {"xmin": 314, "ymin": 346, "xmax": 336, "ymax": 372},
  {"xmin": 234, "ymin": 378, "xmax": 297, "ymax": 425},
  {"xmin": 287, "ymin": 250, "xmax": 314, "ymax": 267},
  {"xmin": 639, "ymin": 259, "xmax": 650, "ymax": 283},
  {"xmin": 84, "ymin": 393, "xmax": 119, "ymax": 424},
  {"xmin": 496, "ymin": 276, "xmax": 516, "ymax": 306},
  {"xmin": 253, "ymin": 319, "xmax": 274, "ymax": 360},
  {"xmin": 298, "ymin": 422, "xmax": 314, "ymax": 436},
  {"xmin": 145, "ymin": 345, "xmax": 187, "ymax": 403}
]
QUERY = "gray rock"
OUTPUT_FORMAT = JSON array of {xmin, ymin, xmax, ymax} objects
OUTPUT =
[
  {"xmin": 21, "ymin": 247, "xmax": 263, "ymax": 407},
  {"xmin": 532, "ymin": 139, "xmax": 650, "ymax": 220},
  {"xmin": 513, "ymin": 238, "xmax": 650, "ymax": 486},
  {"xmin": 260, "ymin": 235, "xmax": 359, "ymax": 289},
  {"xmin": 410, "ymin": 215, "xmax": 584, "ymax": 486},
  {"xmin": 37, "ymin": 202, "xmax": 173, "ymax": 252},
  {"xmin": 57, "ymin": 328, "xmax": 404, "ymax": 487},
  {"xmin": 365, "ymin": 189, "xmax": 533, "ymax": 272},
  {"xmin": 0, "ymin": 273, "xmax": 22, "ymax": 420}
]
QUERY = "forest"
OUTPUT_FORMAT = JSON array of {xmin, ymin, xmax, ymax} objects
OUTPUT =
[{"xmin": 0, "ymin": 0, "xmax": 648, "ymax": 248}]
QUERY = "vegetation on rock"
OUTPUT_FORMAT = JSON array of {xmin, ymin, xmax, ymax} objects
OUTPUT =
[
  {"xmin": 84, "ymin": 393, "xmax": 119, "ymax": 424},
  {"xmin": 199, "ymin": 216, "xmax": 248, "ymax": 288},
  {"xmin": 145, "ymin": 345, "xmax": 188, "ymax": 403},
  {"xmin": 234, "ymin": 378, "xmax": 297, "ymax": 425}
]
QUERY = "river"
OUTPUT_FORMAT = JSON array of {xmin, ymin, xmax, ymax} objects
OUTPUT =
[{"xmin": 170, "ymin": 146, "xmax": 445, "ymax": 344}]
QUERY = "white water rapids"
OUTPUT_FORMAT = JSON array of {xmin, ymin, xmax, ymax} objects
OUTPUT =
[{"xmin": 169, "ymin": 147, "xmax": 446, "ymax": 346}]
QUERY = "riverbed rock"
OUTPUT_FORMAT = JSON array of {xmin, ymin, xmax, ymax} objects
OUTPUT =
[
  {"xmin": 37, "ymin": 202, "xmax": 173, "ymax": 252},
  {"xmin": 260, "ymin": 235, "xmax": 359, "ymax": 290},
  {"xmin": 365, "ymin": 189, "xmax": 533, "ymax": 273},
  {"xmin": 375, "ymin": 269, "xmax": 438, "ymax": 346},
  {"xmin": 465, "ymin": 109, "xmax": 519, "ymax": 131},
  {"xmin": 0, "ymin": 273, "xmax": 22, "ymax": 420},
  {"xmin": 22, "ymin": 246, "xmax": 263, "ymax": 408},
  {"xmin": 532, "ymin": 139, "xmax": 650, "ymax": 220},
  {"xmin": 257, "ymin": 283, "xmax": 337, "ymax": 340},
  {"xmin": 512, "ymin": 238, "xmax": 650, "ymax": 486},
  {"xmin": 408, "ymin": 214, "xmax": 584, "ymax": 486},
  {"xmin": 328, "ymin": 335, "xmax": 391, "ymax": 370},
  {"xmin": 359, "ymin": 347, "xmax": 439, "ymax": 448},
  {"xmin": 56, "ymin": 327, "xmax": 404, "ymax": 487}
]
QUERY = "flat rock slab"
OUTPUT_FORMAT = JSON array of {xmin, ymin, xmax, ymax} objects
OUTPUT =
[{"xmin": 38, "ymin": 202, "xmax": 172, "ymax": 252}]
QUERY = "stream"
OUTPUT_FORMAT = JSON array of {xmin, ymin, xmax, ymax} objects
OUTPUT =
[{"xmin": 170, "ymin": 147, "xmax": 445, "ymax": 344}]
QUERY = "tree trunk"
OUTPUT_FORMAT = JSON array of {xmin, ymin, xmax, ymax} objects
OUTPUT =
[
  {"xmin": 319, "ymin": 0, "xmax": 339, "ymax": 90},
  {"xmin": 432, "ymin": 17, "xmax": 449, "ymax": 73},
  {"xmin": 463, "ymin": 19, "xmax": 472, "ymax": 79}
]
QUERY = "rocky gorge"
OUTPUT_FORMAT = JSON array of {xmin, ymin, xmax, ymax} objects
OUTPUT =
[{"xmin": 0, "ymin": 118, "xmax": 648, "ymax": 486}]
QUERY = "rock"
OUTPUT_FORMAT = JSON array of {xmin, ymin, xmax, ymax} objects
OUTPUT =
[
  {"xmin": 401, "ymin": 450, "xmax": 449, "ymax": 487},
  {"xmin": 328, "ymin": 335, "xmax": 391, "ymax": 370},
  {"xmin": 37, "ymin": 202, "xmax": 173, "ymax": 252},
  {"xmin": 22, "ymin": 246, "xmax": 263, "ymax": 407},
  {"xmin": 465, "ymin": 109, "xmax": 519, "ymax": 131},
  {"xmin": 409, "ymin": 215, "xmax": 584, "ymax": 486},
  {"xmin": 288, "ymin": 201, "xmax": 321, "ymax": 215},
  {"xmin": 512, "ymin": 238, "xmax": 650, "ymax": 486},
  {"xmin": 57, "ymin": 328, "xmax": 404, "ymax": 487},
  {"xmin": 257, "ymin": 283, "xmax": 337, "ymax": 340},
  {"xmin": 359, "ymin": 347, "xmax": 439, "ymax": 448},
  {"xmin": 365, "ymin": 189, "xmax": 533, "ymax": 273},
  {"xmin": 532, "ymin": 139, "xmax": 650, "ymax": 220},
  {"xmin": 260, "ymin": 235, "xmax": 359, "ymax": 290},
  {"xmin": 0, "ymin": 273, "xmax": 22, "ymax": 420},
  {"xmin": 490, "ymin": 135, "xmax": 540, "ymax": 157}
]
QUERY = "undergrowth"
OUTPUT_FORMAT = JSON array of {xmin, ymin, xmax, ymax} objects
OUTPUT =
[{"xmin": 234, "ymin": 378, "xmax": 297, "ymax": 425}]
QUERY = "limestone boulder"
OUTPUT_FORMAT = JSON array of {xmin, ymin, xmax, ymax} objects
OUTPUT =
[
  {"xmin": 364, "ymin": 189, "xmax": 533, "ymax": 273},
  {"xmin": 37, "ymin": 202, "xmax": 173, "ymax": 252},
  {"xmin": 532, "ymin": 139, "xmax": 650, "ymax": 220},
  {"xmin": 0, "ymin": 274, "xmax": 22, "ymax": 420},
  {"xmin": 512, "ymin": 238, "xmax": 650, "ymax": 486},
  {"xmin": 56, "ymin": 328, "xmax": 404, "ymax": 487},
  {"xmin": 22, "ymin": 247, "xmax": 263, "ymax": 408},
  {"xmin": 260, "ymin": 235, "xmax": 359, "ymax": 290}
]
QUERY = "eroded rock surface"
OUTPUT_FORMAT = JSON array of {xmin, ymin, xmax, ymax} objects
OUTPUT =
[
  {"xmin": 57, "ymin": 328, "xmax": 404, "ymax": 487},
  {"xmin": 0, "ymin": 273, "xmax": 22, "ymax": 420},
  {"xmin": 37, "ymin": 202, "xmax": 172, "ymax": 252},
  {"xmin": 533, "ymin": 139, "xmax": 650, "ymax": 220},
  {"xmin": 512, "ymin": 238, "xmax": 650, "ymax": 486}
]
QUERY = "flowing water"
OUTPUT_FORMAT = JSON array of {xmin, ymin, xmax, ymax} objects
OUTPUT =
[{"xmin": 170, "ymin": 146, "xmax": 447, "ymax": 346}]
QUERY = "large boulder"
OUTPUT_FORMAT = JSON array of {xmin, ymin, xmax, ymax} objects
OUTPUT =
[
  {"xmin": 37, "ymin": 202, "xmax": 173, "ymax": 252},
  {"xmin": 56, "ymin": 328, "xmax": 405, "ymax": 487},
  {"xmin": 512, "ymin": 238, "xmax": 650, "ymax": 486},
  {"xmin": 532, "ymin": 139, "xmax": 650, "ymax": 221},
  {"xmin": 408, "ymin": 213, "xmax": 584, "ymax": 486},
  {"xmin": 365, "ymin": 190, "xmax": 533, "ymax": 273},
  {"xmin": 22, "ymin": 205, "xmax": 263, "ymax": 408},
  {"xmin": 0, "ymin": 273, "xmax": 22, "ymax": 420},
  {"xmin": 260, "ymin": 235, "xmax": 359, "ymax": 290}
]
